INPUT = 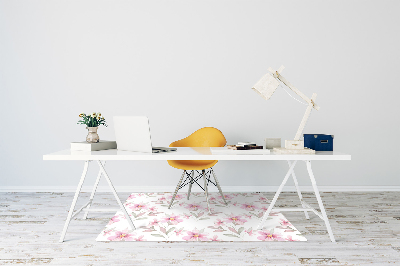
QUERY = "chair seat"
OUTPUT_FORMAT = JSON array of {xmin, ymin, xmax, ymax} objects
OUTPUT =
[{"xmin": 167, "ymin": 160, "xmax": 218, "ymax": 170}]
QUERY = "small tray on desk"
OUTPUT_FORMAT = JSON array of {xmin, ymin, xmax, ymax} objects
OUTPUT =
[{"xmin": 211, "ymin": 147, "xmax": 270, "ymax": 155}]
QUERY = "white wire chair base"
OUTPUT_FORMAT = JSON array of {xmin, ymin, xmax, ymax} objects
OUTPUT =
[{"xmin": 168, "ymin": 168, "xmax": 228, "ymax": 214}]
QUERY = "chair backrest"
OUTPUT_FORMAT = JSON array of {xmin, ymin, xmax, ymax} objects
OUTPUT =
[{"xmin": 170, "ymin": 127, "xmax": 226, "ymax": 148}]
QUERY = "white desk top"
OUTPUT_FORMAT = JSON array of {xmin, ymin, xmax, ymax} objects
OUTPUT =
[{"xmin": 43, "ymin": 147, "xmax": 351, "ymax": 161}]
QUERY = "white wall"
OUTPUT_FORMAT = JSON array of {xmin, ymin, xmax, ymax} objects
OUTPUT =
[{"xmin": 1, "ymin": 0, "xmax": 399, "ymax": 190}]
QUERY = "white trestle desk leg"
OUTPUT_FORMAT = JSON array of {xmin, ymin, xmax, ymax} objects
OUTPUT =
[
  {"xmin": 306, "ymin": 160, "xmax": 336, "ymax": 242},
  {"xmin": 97, "ymin": 160, "xmax": 136, "ymax": 231},
  {"xmin": 257, "ymin": 160, "xmax": 297, "ymax": 230},
  {"xmin": 59, "ymin": 160, "xmax": 89, "ymax": 242},
  {"xmin": 288, "ymin": 160, "xmax": 310, "ymax": 220},
  {"xmin": 83, "ymin": 161, "xmax": 106, "ymax": 219}
]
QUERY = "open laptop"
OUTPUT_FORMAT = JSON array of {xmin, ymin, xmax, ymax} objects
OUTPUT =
[{"xmin": 113, "ymin": 116, "xmax": 176, "ymax": 153}]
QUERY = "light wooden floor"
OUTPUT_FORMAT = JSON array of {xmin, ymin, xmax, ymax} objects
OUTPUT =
[{"xmin": 0, "ymin": 191, "xmax": 399, "ymax": 265}]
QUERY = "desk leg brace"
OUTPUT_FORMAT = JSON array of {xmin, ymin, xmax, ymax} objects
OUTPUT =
[
  {"xmin": 83, "ymin": 161, "xmax": 105, "ymax": 219},
  {"xmin": 256, "ymin": 160, "xmax": 336, "ymax": 242},
  {"xmin": 59, "ymin": 161, "xmax": 89, "ymax": 243},
  {"xmin": 256, "ymin": 160, "xmax": 297, "ymax": 230},
  {"xmin": 59, "ymin": 160, "xmax": 136, "ymax": 243},
  {"xmin": 306, "ymin": 160, "xmax": 335, "ymax": 242},
  {"xmin": 97, "ymin": 161, "xmax": 136, "ymax": 232}
]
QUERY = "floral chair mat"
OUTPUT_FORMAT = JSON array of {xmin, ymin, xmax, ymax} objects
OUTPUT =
[{"xmin": 96, "ymin": 192, "xmax": 307, "ymax": 242}]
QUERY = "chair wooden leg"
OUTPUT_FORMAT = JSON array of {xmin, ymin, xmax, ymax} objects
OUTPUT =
[
  {"xmin": 168, "ymin": 170, "xmax": 186, "ymax": 209},
  {"xmin": 211, "ymin": 168, "xmax": 228, "ymax": 206},
  {"xmin": 187, "ymin": 171, "xmax": 194, "ymax": 200},
  {"xmin": 203, "ymin": 169, "xmax": 211, "ymax": 214}
]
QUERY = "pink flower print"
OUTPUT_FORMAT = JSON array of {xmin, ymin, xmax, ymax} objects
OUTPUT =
[
  {"xmin": 182, "ymin": 229, "xmax": 209, "ymax": 241},
  {"xmin": 210, "ymin": 235, "xmax": 221, "ymax": 241},
  {"xmin": 257, "ymin": 230, "xmax": 284, "ymax": 241},
  {"xmin": 107, "ymin": 230, "xmax": 135, "ymax": 241},
  {"xmin": 258, "ymin": 196, "xmax": 268, "ymax": 202},
  {"xmin": 148, "ymin": 206, "xmax": 158, "ymax": 212},
  {"xmin": 209, "ymin": 196, "xmax": 217, "ymax": 202},
  {"xmin": 285, "ymin": 235, "xmax": 299, "ymax": 241},
  {"xmin": 183, "ymin": 214, "xmax": 191, "ymax": 219},
  {"xmin": 127, "ymin": 194, "xmax": 136, "ymax": 200},
  {"xmin": 224, "ymin": 215, "xmax": 247, "ymax": 225},
  {"xmin": 280, "ymin": 219, "xmax": 292, "ymax": 227},
  {"xmin": 244, "ymin": 214, "xmax": 252, "ymax": 219},
  {"xmin": 246, "ymin": 228, "xmax": 254, "ymax": 236},
  {"xmin": 186, "ymin": 203, "xmax": 203, "ymax": 211},
  {"xmin": 103, "ymin": 228, "xmax": 113, "ymax": 236},
  {"xmin": 158, "ymin": 196, "xmax": 166, "ymax": 201},
  {"xmin": 174, "ymin": 228, "xmax": 184, "ymax": 236},
  {"xmin": 134, "ymin": 235, "xmax": 145, "ymax": 241},
  {"xmin": 214, "ymin": 219, "xmax": 224, "ymax": 226},
  {"xmin": 167, "ymin": 194, "xmax": 185, "ymax": 200},
  {"xmin": 260, "ymin": 206, "xmax": 269, "ymax": 211},
  {"xmin": 240, "ymin": 203, "xmax": 258, "ymax": 211},
  {"xmin": 147, "ymin": 218, "xmax": 160, "ymax": 228},
  {"xmin": 129, "ymin": 203, "xmax": 148, "ymax": 211},
  {"xmin": 107, "ymin": 215, "xmax": 120, "ymax": 225},
  {"xmin": 162, "ymin": 214, "xmax": 183, "ymax": 225},
  {"xmin": 218, "ymin": 194, "xmax": 234, "ymax": 200}
]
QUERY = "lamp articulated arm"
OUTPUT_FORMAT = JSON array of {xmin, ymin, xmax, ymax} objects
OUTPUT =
[{"xmin": 267, "ymin": 66, "xmax": 320, "ymax": 141}]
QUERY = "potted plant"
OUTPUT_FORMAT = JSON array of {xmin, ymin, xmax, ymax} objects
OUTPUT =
[{"xmin": 77, "ymin": 112, "xmax": 107, "ymax": 143}]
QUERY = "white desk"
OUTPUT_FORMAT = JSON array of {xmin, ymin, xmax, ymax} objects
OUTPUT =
[{"xmin": 43, "ymin": 148, "xmax": 351, "ymax": 242}]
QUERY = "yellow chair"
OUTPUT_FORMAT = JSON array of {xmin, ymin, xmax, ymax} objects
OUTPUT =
[{"xmin": 167, "ymin": 127, "xmax": 228, "ymax": 213}]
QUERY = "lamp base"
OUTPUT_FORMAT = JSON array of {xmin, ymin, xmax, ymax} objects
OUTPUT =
[
  {"xmin": 285, "ymin": 140, "xmax": 304, "ymax": 149},
  {"xmin": 273, "ymin": 147, "xmax": 315, "ymax": 154}
]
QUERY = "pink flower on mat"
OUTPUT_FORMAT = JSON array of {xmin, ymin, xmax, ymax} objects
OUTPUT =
[
  {"xmin": 162, "ymin": 214, "xmax": 183, "ymax": 225},
  {"xmin": 102, "ymin": 228, "xmax": 113, "ymax": 236},
  {"xmin": 186, "ymin": 203, "xmax": 203, "ymax": 211},
  {"xmin": 129, "ymin": 203, "xmax": 148, "ymax": 211},
  {"xmin": 107, "ymin": 230, "xmax": 135, "ymax": 241},
  {"xmin": 208, "ymin": 196, "xmax": 217, "ymax": 202},
  {"xmin": 246, "ymin": 228, "xmax": 254, "ymax": 236},
  {"xmin": 147, "ymin": 218, "xmax": 160, "ymax": 228},
  {"xmin": 148, "ymin": 206, "xmax": 158, "ymax": 212},
  {"xmin": 280, "ymin": 219, "xmax": 292, "ymax": 227},
  {"xmin": 127, "ymin": 194, "xmax": 136, "ymax": 200},
  {"xmin": 107, "ymin": 215, "xmax": 120, "ymax": 225},
  {"xmin": 218, "ymin": 194, "xmax": 234, "ymax": 200},
  {"xmin": 174, "ymin": 228, "xmax": 184, "ymax": 236},
  {"xmin": 214, "ymin": 219, "xmax": 224, "ymax": 226},
  {"xmin": 285, "ymin": 235, "xmax": 299, "ymax": 241},
  {"xmin": 182, "ymin": 229, "xmax": 209, "ymax": 241},
  {"xmin": 258, "ymin": 196, "xmax": 268, "ymax": 202},
  {"xmin": 224, "ymin": 215, "xmax": 247, "ymax": 225},
  {"xmin": 257, "ymin": 230, "xmax": 284, "ymax": 241},
  {"xmin": 134, "ymin": 235, "xmax": 145, "ymax": 241},
  {"xmin": 158, "ymin": 196, "xmax": 166, "ymax": 201},
  {"xmin": 210, "ymin": 235, "xmax": 221, "ymax": 241},
  {"xmin": 167, "ymin": 194, "xmax": 185, "ymax": 200},
  {"xmin": 240, "ymin": 203, "xmax": 258, "ymax": 211}
]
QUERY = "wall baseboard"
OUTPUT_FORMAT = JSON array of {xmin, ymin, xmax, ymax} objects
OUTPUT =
[{"xmin": 1, "ymin": 186, "xmax": 400, "ymax": 193}]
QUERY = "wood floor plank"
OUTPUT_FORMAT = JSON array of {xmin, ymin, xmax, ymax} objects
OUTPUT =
[{"xmin": 0, "ymin": 192, "xmax": 399, "ymax": 265}]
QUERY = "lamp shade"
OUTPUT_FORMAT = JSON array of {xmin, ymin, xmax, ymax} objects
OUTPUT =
[{"xmin": 251, "ymin": 73, "xmax": 280, "ymax": 101}]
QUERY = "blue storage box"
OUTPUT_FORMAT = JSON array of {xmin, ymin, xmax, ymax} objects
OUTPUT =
[{"xmin": 304, "ymin": 134, "xmax": 334, "ymax": 151}]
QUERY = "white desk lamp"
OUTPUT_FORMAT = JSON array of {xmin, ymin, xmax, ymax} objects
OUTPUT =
[{"xmin": 252, "ymin": 66, "xmax": 319, "ymax": 154}]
